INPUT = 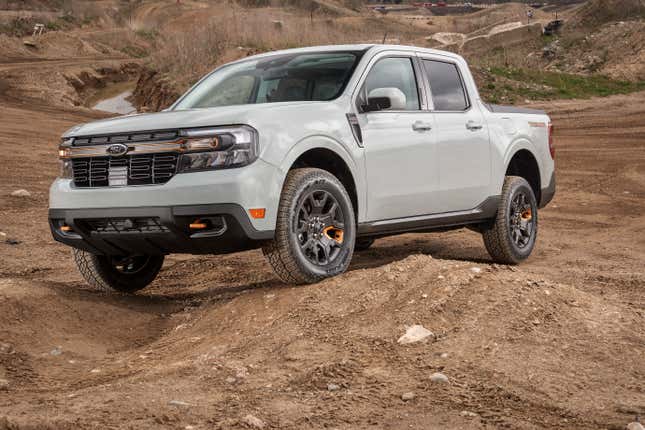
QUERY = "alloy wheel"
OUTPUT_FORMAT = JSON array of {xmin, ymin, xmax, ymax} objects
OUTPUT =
[
  {"xmin": 508, "ymin": 191, "xmax": 535, "ymax": 248},
  {"xmin": 295, "ymin": 190, "xmax": 345, "ymax": 266}
]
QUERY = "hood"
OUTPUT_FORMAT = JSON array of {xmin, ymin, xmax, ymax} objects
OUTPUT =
[{"xmin": 64, "ymin": 102, "xmax": 320, "ymax": 138}]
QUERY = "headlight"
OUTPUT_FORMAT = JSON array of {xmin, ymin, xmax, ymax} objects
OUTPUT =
[
  {"xmin": 58, "ymin": 139, "xmax": 73, "ymax": 179},
  {"xmin": 60, "ymin": 159, "xmax": 73, "ymax": 179},
  {"xmin": 178, "ymin": 125, "xmax": 258, "ymax": 173}
]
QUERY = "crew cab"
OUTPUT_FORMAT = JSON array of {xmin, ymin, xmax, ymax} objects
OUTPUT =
[{"xmin": 49, "ymin": 44, "xmax": 555, "ymax": 292}]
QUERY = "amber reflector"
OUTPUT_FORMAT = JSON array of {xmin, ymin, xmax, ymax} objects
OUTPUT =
[
  {"xmin": 249, "ymin": 208, "xmax": 266, "ymax": 219},
  {"xmin": 189, "ymin": 220, "xmax": 208, "ymax": 229}
]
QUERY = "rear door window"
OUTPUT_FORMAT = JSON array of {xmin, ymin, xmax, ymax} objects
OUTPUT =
[{"xmin": 422, "ymin": 60, "xmax": 469, "ymax": 111}]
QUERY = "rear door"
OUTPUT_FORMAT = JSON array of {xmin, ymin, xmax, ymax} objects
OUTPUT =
[
  {"xmin": 354, "ymin": 52, "xmax": 440, "ymax": 221},
  {"xmin": 418, "ymin": 56, "xmax": 491, "ymax": 213}
]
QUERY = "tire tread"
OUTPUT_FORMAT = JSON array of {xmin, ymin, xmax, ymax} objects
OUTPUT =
[
  {"xmin": 263, "ymin": 168, "xmax": 354, "ymax": 284},
  {"xmin": 482, "ymin": 176, "xmax": 537, "ymax": 264}
]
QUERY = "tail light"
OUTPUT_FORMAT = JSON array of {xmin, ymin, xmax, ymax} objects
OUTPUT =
[{"xmin": 548, "ymin": 122, "xmax": 555, "ymax": 159}]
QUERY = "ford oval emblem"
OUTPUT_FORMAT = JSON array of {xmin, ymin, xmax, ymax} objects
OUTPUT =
[{"xmin": 106, "ymin": 143, "xmax": 129, "ymax": 157}]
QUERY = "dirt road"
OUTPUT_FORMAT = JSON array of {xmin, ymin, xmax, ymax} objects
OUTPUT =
[{"xmin": 0, "ymin": 58, "xmax": 643, "ymax": 429}]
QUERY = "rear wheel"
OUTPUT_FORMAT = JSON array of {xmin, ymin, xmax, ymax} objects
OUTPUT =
[
  {"xmin": 263, "ymin": 168, "xmax": 356, "ymax": 284},
  {"xmin": 482, "ymin": 176, "xmax": 538, "ymax": 264},
  {"xmin": 73, "ymin": 249, "xmax": 164, "ymax": 293}
]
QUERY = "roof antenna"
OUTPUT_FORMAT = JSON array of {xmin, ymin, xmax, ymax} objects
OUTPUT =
[{"xmin": 382, "ymin": 32, "xmax": 388, "ymax": 44}]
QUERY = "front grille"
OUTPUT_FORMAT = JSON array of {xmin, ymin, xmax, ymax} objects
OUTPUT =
[
  {"xmin": 82, "ymin": 217, "xmax": 169, "ymax": 234},
  {"xmin": 72, "ymin": 131, "xmax": 179, "ymax": 146},
  {"xmin": 72, "ymin": 153, "xmax": 179, "ymax": 187}
]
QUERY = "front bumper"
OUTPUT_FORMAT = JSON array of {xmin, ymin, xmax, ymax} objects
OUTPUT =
[
  {"xmin": 49, "ymin": 204, "xmax": 274, "ymax": 256},
  {"xmin": 49, "ymin": 159, "xmax": 283, "ymax": 232}
]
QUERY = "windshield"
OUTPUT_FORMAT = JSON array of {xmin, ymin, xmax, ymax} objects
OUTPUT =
[{"xmin": 173, "ymin": 52, "xmax": 361, "ymax": 110}]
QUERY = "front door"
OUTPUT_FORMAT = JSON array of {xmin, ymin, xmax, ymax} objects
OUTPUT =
[{"xmin": 356, "ymin": 55, "xmax": 440, "ymax": 221}]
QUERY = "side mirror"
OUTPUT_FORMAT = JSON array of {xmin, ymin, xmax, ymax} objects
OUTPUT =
[
  {"xmin": 362, "ymin": 87, "xmax": 407, "ymax": 112},
  {"xmin": 363, "ymin": 96, "xmax": 391, "ymax": 112}
]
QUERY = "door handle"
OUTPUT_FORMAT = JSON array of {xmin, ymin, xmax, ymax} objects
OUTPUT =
[
  {"xmin": 466, "ymin": 120, "xmax": 483, "ymax": 131},
  {"xmin": 412, "ymin": 121, "xmax": 432, "ymax": 132}
]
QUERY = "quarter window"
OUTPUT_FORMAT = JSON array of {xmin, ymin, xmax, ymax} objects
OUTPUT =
[
  {"xmin": 422, "ymin": 60, "xmax": 468, "ymax": 111},
  {"xmin": 360, "ymin": 57, "xmax": 420, "ymax": 111}
]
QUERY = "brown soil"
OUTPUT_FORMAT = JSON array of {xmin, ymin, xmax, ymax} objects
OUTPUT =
[
  {"xmin": 0, "ymin": 0, "xmax": 644, "ymax": 426},
  {"xmin": 0, "ymin": 54, "xmax": 644, "ymax": 429}
]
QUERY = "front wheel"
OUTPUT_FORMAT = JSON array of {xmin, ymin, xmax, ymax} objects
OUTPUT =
[
  {"xmin": 482, "ymin": 176, "xmax": 538, "ymax": 264},
  {"xmin": 263, "ymin": 168, "xmax": 356, "ymax": 284},
  {"xmin": 73, "ymin": 249, "xmax": 164, "ymax": 293}
]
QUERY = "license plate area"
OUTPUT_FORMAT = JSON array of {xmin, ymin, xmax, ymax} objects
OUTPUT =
[{"xmin": 108, "ymin": 166, "xmax": 128, "ymax": 187}]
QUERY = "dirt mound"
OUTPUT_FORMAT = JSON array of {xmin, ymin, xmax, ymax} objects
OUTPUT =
[
  {"xmin": 569, "ymin": 0, "xmax": 645, "ymax": 27},
  {"xmin": 545, "ymin": 20, "xmax": 645, "ymax": 81},
  {"xmin": 1, "ymin": 250, "xmax": 643, "ymax": 428}
]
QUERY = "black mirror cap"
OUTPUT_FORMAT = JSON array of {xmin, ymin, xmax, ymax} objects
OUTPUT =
[{"xmin": 362, "ymin": 96, "xmax": 391, "ymax": 113}]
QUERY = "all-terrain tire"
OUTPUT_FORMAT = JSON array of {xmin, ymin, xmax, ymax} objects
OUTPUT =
[
  {"xmin": 355, "ymin": 237, "xmax": 375, "ymax": 252},
  {"xmin": 263, "ymin": 168, "xmax": 356, "ymax": 284},
  {"xmin": 72, "ymin": 249, "xmax": 164, "ymax": 293},
  {"xmin": 482, "ymin": 176, "xmax": 538, "ymax": 264}
]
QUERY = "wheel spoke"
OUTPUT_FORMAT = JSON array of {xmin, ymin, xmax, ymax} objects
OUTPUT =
[{"xmin": 295, "ymin": 188, "xmax": 346, "ymax": 267}]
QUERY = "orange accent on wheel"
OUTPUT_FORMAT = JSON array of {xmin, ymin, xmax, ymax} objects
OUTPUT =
[{"xmin": 323, "ymin": 226, "xmax": 344, "ymax": 244}]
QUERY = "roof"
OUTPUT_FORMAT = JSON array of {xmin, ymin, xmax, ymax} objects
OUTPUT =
[{"xmin": 236, "ymin": 44, "xmax": 463, "ymax": 63}]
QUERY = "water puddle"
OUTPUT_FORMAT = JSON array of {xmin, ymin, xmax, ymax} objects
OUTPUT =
[{"xmin": 92, "ymin": 90, "xmax": 136, "ymax": 115}]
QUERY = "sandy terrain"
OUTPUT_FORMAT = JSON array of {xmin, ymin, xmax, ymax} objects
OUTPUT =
[{"xmin": 0, "ymin": 50, "xmax": 644, "ymax": 430}]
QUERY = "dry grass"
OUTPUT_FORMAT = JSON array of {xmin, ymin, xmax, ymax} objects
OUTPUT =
[{"xmin": 150, "ymin": 7, "xmax": 398, "ymax": 88}]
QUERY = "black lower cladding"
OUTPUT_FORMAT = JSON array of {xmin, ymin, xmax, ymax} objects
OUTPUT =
[
  {"xmin": 357, "ymin": 196, "xmax": 501, "ymax": 238},
  {"xmin": 49, "ymin": 204, "xmax": 274, "ymax": 256},
  {"xmin": 538, "ymin": 171, "xmax": 556, "ymax": 209}
]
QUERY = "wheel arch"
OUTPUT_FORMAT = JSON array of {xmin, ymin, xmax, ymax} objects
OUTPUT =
[
  {"xmin": 505, "ymin": 148, "xmax": 541, "ymax": 203},
  {"xmin": 289, "ymin": 148, "xmax": 359, "ymax": 220},
  {"xmin": 279, "ymin": 137, "xmax": 364, "ymax": 221}
]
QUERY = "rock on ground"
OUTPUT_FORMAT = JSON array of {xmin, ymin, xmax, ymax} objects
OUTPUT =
[
  {"xmin": 397, "ymin": 324, "xmax": 434, "ymax": 344},
  {"xmin": 10, "ymin": 189, "xmax": 31, "ymax": 197},
  {"xmin": 241, "ymin": 414, "xmax": 265, "ymax": 429},
  {"xmin": 429, "ymin": 372, "xmax": 449, "ymax": 384},
  {"xmin": 401, "ymin": 392, "xmax": 415, "ymax": 401}
]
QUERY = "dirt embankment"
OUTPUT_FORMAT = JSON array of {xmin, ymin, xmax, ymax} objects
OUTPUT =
[
  {"xmin": 131, "ymin": 67, "xmax": 181, "ymax": 112},
  {"xmin": 568, "ymin": 0, "xmax": 645, "ymax": 28}
]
